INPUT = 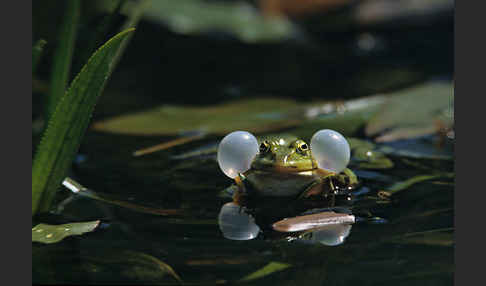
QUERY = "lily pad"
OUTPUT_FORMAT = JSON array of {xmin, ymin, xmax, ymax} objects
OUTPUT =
[
  {"xmin": 32, "ymin": 220, "xmax": 100, "ymax": 244},
  {"xmin": 365, "ymin": 81, "xmax": 454, "ymax": 142}
]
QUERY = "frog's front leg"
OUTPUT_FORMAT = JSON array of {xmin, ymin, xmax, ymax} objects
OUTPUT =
[{"xmin": 299, "ymin": 171, "xmax": 335, "ymax": 199}]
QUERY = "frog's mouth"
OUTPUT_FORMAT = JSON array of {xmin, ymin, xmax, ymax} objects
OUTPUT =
[{"xmin": 251, "ymin": 158, "xmax": 318, "ymax": 173}]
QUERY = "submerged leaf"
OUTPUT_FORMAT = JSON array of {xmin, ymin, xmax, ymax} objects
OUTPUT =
[
  {"xmin": 62, "ymin": 177, "xmax": 183, "ymax": 216},
  {"xmin": 32, "ymin": 221, "xmax": 100, "ymax": 244},
  {"xmin": 366, "ymin": 81, "xmax": 454, "ymax": 142},
  {"xmin": 32, "ymin": 29, "xmax": 136, "ymax": 215},
  {"xmin": 239, "ymin": 262, "xmax": 292, "ymax": 282}
]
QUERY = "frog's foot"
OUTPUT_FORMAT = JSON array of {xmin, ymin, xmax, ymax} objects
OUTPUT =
[{"xmin": 234, "ymin": 173, "xmax": 247, "ymax": 193}]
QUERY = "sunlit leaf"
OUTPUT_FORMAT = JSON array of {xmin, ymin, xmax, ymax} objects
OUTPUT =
[
  {"xmin": 239, "ymin": 261, "xmax": 292, "ymax": 282},
  {"xmin": 93, "ymin": 97, "xmax": 310, "ymax": 135},
  {"xmin": 272, "ymin": 212, "xmax": 355, "ymax": 232},
  {"xmin": 32, "ymin": 220, "xmax": 100, "ymax": 244},
  {"xmin": 32, "ymin": 29, "xmax": 136, "ymax": 215},
  {"xmin": 365, "ymin": 81, "xmax": 454, "ymax": 142}
]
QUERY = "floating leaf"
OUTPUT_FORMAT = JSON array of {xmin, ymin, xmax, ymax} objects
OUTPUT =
[
  {"xmin": 46, "ymin": 0, "xmax": 81, "ymax": 120},
  {"xmin": 386, "ymin": 173, "xmax": 454, "ymax": 195},
  {"xmin": 32, "ymin": 220, "xmax": 100, "ymax": 244},
  {"xmin": 32, "ymin": 29, "xmax": 136, "ymax": 215},
  {"xmin": 94, "ymin": 97, "xmax": 308, "ymax": 136},
  {"xmin": 387, "ymin": 228, "xmax": 454, "ymax": 247},
  {"xmin": 239, "ymin": 262, "xmax": 292, "ymax": 282},
  {"xmin": 365, "ymin": 81, "xmax": 454, "ymax": 142},
  {"xmin": 377, "ymin": 135, "xmax": 453, "ymax": 160},
  {"xmin": 143, "ymin": 0, "xmax": 298, "ymax": 43},
  {"xmin": 272, "ymin": 211, "xmax": 355, "ymax": 232},
  {"xmin": 348, "ymin": 138, "xmax": 394, "ymax": 169}
]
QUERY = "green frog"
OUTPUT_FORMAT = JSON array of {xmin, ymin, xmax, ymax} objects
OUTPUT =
[{"xmin": 231, "ymin": 134, "xmax": 358, "ymax": 201}]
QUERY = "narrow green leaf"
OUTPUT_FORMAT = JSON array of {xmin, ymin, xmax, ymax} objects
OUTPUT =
[
  {"xmin": 32, "ymin": 39, "xmax": 47, "ymax": 74},
  {"xmin": 46, "ymin": 0, "xmax": 81, "ymax": 120},
  {"xmin": 239, "ymin": 262, "xmax": 292, "ymax": 282},
  {"xmin": 32, "ymin": 28, "xmax": 136, "ymax": 215},
  {"xmin": 387, "ymin": 173, "xmax": 454, "ymax": 195},
  {"xmin": 32, "ymin": 220, "xmax": 100, "ymax": 244}
]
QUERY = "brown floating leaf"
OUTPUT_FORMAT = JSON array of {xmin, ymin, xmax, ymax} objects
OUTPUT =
[
  {"xmin": 133, "ymin": 133, "xmax": 206, "ymax": 157},
  {"xmin": 272, "ymin": 211, "xmax": 355, "ymax": 232}
]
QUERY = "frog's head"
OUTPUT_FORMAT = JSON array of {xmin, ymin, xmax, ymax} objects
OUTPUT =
[{"xmin": 251, "ymin": 135, "xmax": 317, "ymax": 173}]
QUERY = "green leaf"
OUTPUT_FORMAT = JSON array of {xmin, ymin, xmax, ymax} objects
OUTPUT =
[
  {"xmin": 386, "ymin": 173, "xmax": 454, "ymax": 195},
  {"xmin": 32, "ymin": 220, "xmax": 100, "ymax": 244},
  {"xmin": 94, "ymin": 95, "xmax": 386, "ymax": 137},
  {"xmin": 46, "ymin": 0, "xmax": 81, "ymax": 120},
  {"xmin": 365, "ymin": 81, "xmax": 454, "ymax": 142},
  {"xmin": 143, "ymin": 0, "xmax": 297, "ymax": 43},
  {"xmin": 239, "ymin": 262, "xmax": 292, "ymax": 282},
  {"xmin": 32, "ymin": 28, "xmax": 136, "ymax": 215},
  {"xmin": 32, "ymin": 39, "xmax": 47, "ymax": 74},
  {"xmin": 93, "ymin": 97, "xmax": 311, "ymax": 135}
]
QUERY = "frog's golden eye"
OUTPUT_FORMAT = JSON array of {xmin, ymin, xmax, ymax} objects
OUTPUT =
[
  {"xmin": 297, "ymin": 142, "xmax": 309, "ymax": 153},
  {"xmin": 259, "ymin": 141, "xmax": 270, "ymax": 153}
]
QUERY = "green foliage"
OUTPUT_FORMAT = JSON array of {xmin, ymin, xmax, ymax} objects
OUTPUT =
[
  {"xmin": 365, "ymin": 82, "xmax": 454, "ymax": 142},
  {"xmin": 143, "ymin": 0, "xmax": 297, "ymax": 43},
  {"xmin": 32, "ymin": 39, "xmax": 47, "ymax": 74},
  {"xmin": 32, "ymin": 28, "xmax": 135, "ymax": 215},
  {"xmin": 46, "ymin": 0, "xmax": 81, "ymax": 120},
  {"xmin": 32, "ymin": 221, "xmax": 100, "ymax": 244},
  {"xmin": 239, "ymin": 262, "xmax": 292, "ymax": 282}
]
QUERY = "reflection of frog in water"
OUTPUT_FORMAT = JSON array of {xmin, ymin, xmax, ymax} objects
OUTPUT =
[{"xmin": 230, "ymin": 134, "xmax": 358, "ymax": 203}]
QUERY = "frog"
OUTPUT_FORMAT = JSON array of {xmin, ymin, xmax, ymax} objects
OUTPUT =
[{"xmin": 230, "ymin": 134, "xmax": 358, "ymax": 201}]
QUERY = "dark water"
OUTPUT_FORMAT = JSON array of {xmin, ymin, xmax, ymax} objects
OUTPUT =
[
  {"xmin": 32, "ymin": 3, "xmax": 454, "ymax": 284},
  {"xmin": 32, "ymin": 129, "xmax": 454, "ymax": 285}
]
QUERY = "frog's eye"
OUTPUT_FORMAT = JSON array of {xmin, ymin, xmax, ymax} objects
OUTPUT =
[
  {"xmin": 259, "ymin": 141, "xmax": 270, "ymax": 153},
  {"xmin": 217, "ymin": 131, "xmax": 259, "ymax": 178},
  {"xmin": 310, "ymin": 129, "xmax": 350, "ymax": 173},
  {"xmin": 297, "ymin": 142, "xmax": 309, "ymax": 153}
]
